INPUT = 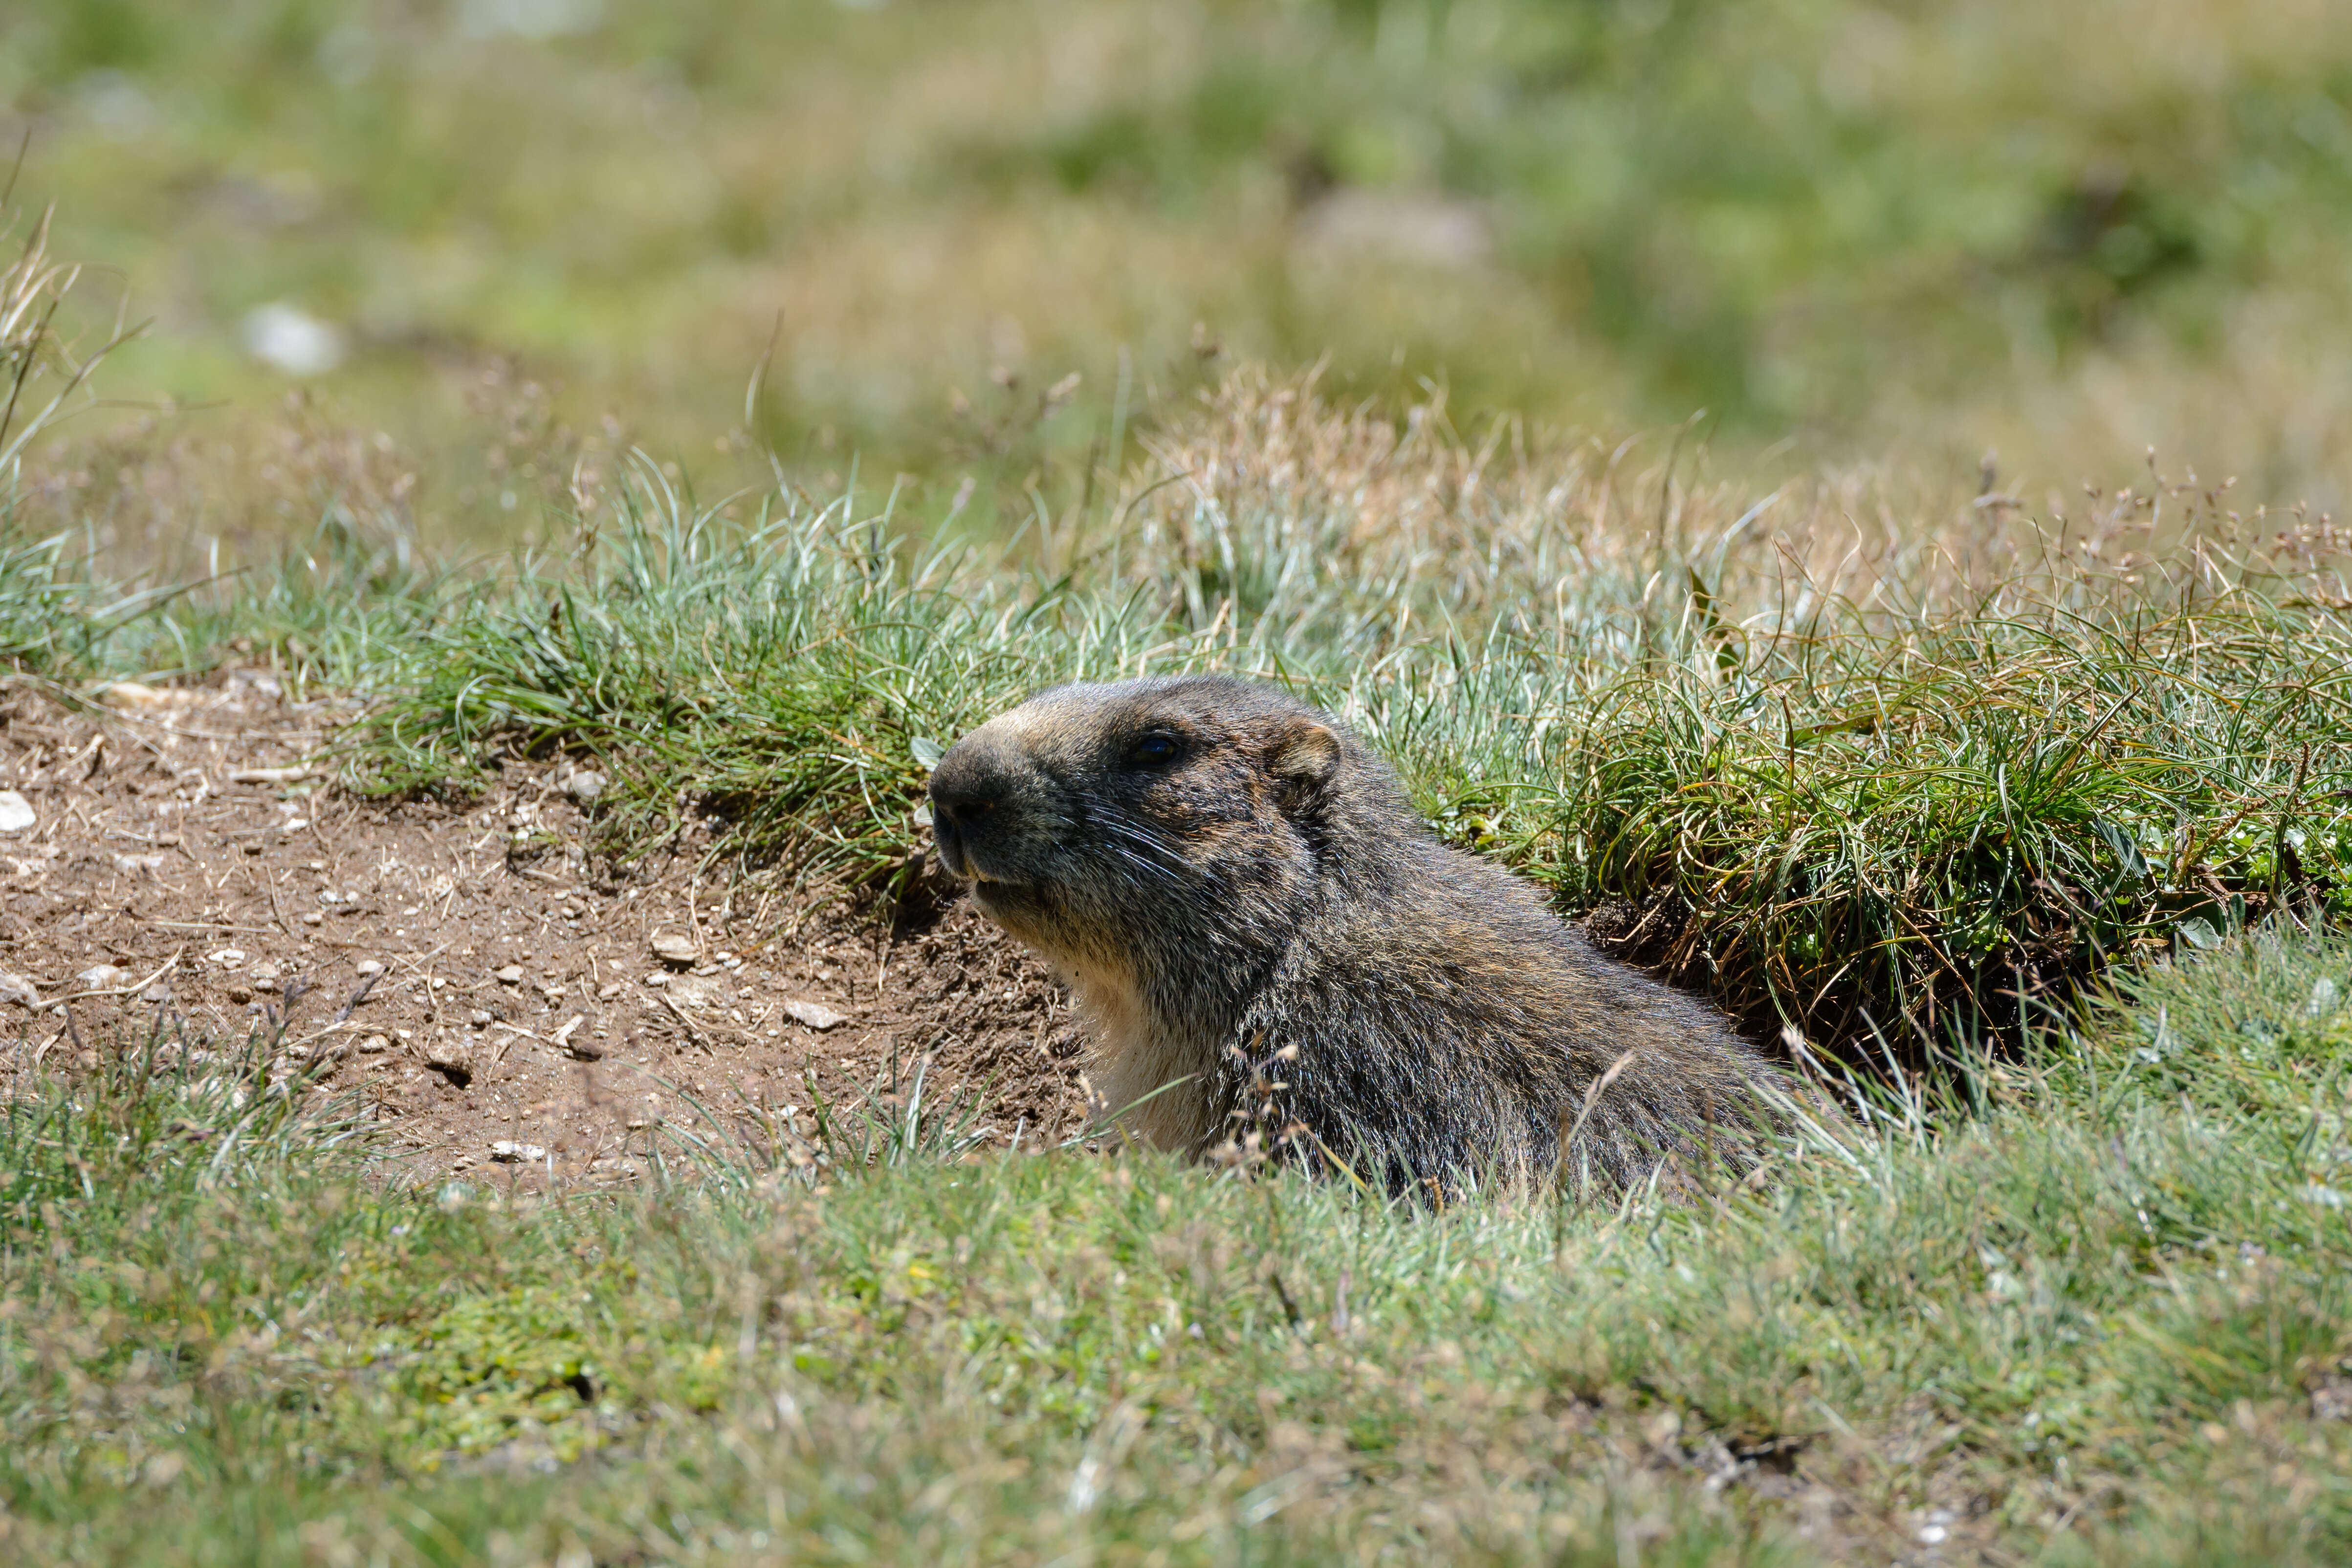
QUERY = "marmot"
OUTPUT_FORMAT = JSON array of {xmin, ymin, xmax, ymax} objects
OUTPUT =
[{"xmin": 926, "ymin": 675, "xmax": 1791, "ymax": 1197}]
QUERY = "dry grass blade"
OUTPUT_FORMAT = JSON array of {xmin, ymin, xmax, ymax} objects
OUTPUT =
[{"xmin": 0, "ymin": 198, "xmax": 145, "ymax": 479}]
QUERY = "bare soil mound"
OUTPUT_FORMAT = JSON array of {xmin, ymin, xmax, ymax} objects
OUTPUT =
[{"xmin": 0, "ymin": 675, "xmax": 1087, "ymax": 1186}]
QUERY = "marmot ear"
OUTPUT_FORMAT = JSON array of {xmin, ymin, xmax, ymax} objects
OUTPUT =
[{"xmin": 1266, "ymin": 719, "xmax": 1341, "ymax": 796}]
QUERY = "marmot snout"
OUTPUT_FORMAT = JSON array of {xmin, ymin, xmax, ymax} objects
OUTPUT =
[{"xmin": 929, "ymin": 675, "xmax": 1789, "ymax": 1196}]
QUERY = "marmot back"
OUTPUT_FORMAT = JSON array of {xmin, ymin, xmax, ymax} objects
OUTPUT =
[{"xmin": 926, "ymin": 675, "xmax": 1790, "ymax": 1196}]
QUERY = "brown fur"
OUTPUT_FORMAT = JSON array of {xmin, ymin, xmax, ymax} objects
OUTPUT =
[{"xmin": 927, "ymin": 675, "xmax": 1792, "ymax": 1197}]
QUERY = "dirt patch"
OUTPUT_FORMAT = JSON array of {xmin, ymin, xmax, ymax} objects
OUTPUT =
[{"xmin": 0, "ymin": 676, "xmax": 1088, "ymax": 1185}]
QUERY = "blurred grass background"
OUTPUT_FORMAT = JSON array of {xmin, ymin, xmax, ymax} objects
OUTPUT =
[{"xmin": 4, "ymin": 0, "xmax": 2350, "ymax": 562}]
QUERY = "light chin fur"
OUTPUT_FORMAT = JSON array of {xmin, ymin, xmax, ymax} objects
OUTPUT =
[
  {"xmin": 966, "ymin": 883, "xmax": 1203, "ymax": 1146},
  {"xmin": 1055, "ymin": 960, "xmax": 1221, "ymax": 1153}
]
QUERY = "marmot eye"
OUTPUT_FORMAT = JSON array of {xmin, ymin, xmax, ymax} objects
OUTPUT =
[{"xmin": 1125, "ymin": 732, "xmax": 1181, "ymax": 767}]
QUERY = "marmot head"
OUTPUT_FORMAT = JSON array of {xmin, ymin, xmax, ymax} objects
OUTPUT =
[{"xmin": 927, "ymin": 676, "xmax": 1381, "ymax": 975}]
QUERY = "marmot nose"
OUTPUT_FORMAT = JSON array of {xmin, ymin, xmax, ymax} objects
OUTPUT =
[
  {"xmin": 931, "ymin": 788, "xmax": 996, "ymax": 827},
  {"xmin": 926, "ymin": 749, "xmax": 1007, "ymax": 829}
]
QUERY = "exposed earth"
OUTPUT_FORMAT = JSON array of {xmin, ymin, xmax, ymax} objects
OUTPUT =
[{"xmin": 0, "ymin": 674, "xmax": 1090, "ymax": 1188}]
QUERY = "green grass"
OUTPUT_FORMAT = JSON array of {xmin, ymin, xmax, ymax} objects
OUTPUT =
[
  {"xmin": 6, "ymin": 0, "xmax": 2352, "ymax": 557},
  {"xmin": 6, "ymin": 929, "xmax": 2351, "ymax": 1563},
  {"xmin": 5, "ymin": 225, "xmax": 2352, "ymax": 1556}
]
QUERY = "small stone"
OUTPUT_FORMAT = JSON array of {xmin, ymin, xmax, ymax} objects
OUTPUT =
[
  {"xmin": 422, "ymin": 1045, "xmax": 473, "ymax": 1087},
  {"xmin": 596, "ymin": 981, "xmax": 624, "ymax": 1001},
  {"xmin": 207, "ymin": 948, "xmax": 247, "ymax": 970},
  {"xmin": 564, "ymin": 770, "xmax": 607, "ymax": 804},
  {"xmin": 140, "ymin": 982, "xmax": 173, "ymax": 1004},
  {"xmin": 0, "ymin": 970, "xmax": 41, "ymax": 1008},
  {"xmin": 301, "ymin": 911, "xmax": 324, "ymax": 926},
  {"xmin": 226, "ymin": 984, "xmax": 254, "ymax": 1004},
  {"xmin": 355, "ymin": 959, "xmax": 384, "ymax": 977},
  {"xmin": 111, "ymin": 853, "xmax": 166, "ymax": 874},
  {"xmin": 468, "ymin": 1009, "xmax": 493, "ymax": 1027},
  {"xmin": 101, "ymin": 681, "xmax": 176, "ymax": 711},
  {"xmin": 642, "ymin": 971, "xmax": 668, "ymax": 988},
  {"xmin": 667, "ymin": 973, "xmax": 728, "ymax": 1010},
  {"xmin": 0, "ymin": 791, "xmax": 34, "ymax": 834},
  {"xmin": 783, "ymin": 998, "xmax": 849, "ymax": 1031},
  {"xmin": 494, "ymin": 964, "xmax": 525, "ymax": 985},
  {"xmin": 490, "ymin": 1140, "xmax": 547, "ymax": 1164},
  {"xmin": 75, "ymin": 964, "xmax": 134, "ymax": 992},
  {"xmin": 358, "ymin": 1034, "xmax": 391, "ymax": 1054},
  {"xmin": 650, "ymin": 931, "xmax": 697, "ymax": 967}
]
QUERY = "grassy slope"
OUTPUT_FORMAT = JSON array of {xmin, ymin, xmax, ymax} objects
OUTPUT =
[
  {"xmin": 1, "ymin": 369, "xmax": 2349, "ymax": 1560},
  {"xmin": 333, "ymin": 374, "xmax": 2352, "ymax": 1061},
  {"xmin": 3, "ymin": 931, "xmax": 2349, "ymax": 1564}
]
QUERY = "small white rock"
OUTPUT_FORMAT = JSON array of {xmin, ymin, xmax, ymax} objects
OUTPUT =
[
  {"xmin": 564, "ymin": 769, "xmax": 607, "ymax": 803},
  {"xmin": 75, "ymin": 964, "xmax": 135, "ymax": 991},
  {"xmin": 783, "ymin": 998, "xmax": 849, "ymax": 1031},
  {"xmin": 112, "ymin": 853, "xmax": 166, "ymax": 874},
  {"xmin": 0, "ymin": 791, "xmax": 34, "ymax": 834},
  {"xmin": 242, "ymin": 301, "xmax": 345, "ymax": 376},
  {"xmin": 207, "ymin": 948, "xmax": 248, "ymax": 970},
  {"xmin": 490, "ymin": 1140, "xmax": 548, "ymax": 1164},
  {"xmin": 667, "ymin": 972, "xmax": 726, "ymax": 1009},
  {"xmin": 0, "ymin": 970, "xmax": 41, "ymax": 1008},
  {"xmin": 650, "ymin": 931, "xmax": 697, "ymax": 967},
  {"xmin": 355, "ymin": 959, "xmax": 385, "ymax": 977},
  {"xmin": 494, "ymin": 964, "xmax": 525, "ymax": 985},
  {"xmin": 358, "ymin": 1034, "xmax": 391, "ymax": 1054}
]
